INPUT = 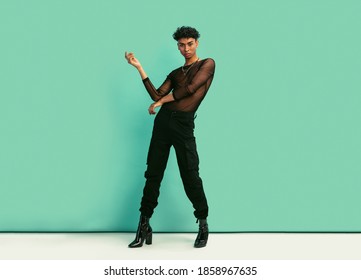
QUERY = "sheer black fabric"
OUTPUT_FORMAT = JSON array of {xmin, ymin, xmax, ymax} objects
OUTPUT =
[{"xmin": 142, "ymin": 58, "xmax": 215, "ymax": 112}]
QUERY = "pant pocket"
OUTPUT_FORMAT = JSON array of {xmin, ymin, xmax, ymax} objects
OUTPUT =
[{"xmin": 185, "ymin": 138, "xmax": 199, "ymax": 170}]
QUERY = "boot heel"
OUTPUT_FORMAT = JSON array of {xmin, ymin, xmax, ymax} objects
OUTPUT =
[
  {"xmin": 194, "ymin": 219, "xmax": 209, "ymax": 248},
  {"xmin": 145, "ymin": 232, "xmax": 152, "ymax": 245}
]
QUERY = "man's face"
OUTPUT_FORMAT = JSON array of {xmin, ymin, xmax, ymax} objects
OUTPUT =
[{"xmin": 177, "ymin": 38, "xmax": 198, "ymax": 59}]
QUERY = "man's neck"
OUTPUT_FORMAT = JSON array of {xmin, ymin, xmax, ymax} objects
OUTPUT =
[{"xmin": 185, "ymin": 56, "xmax": 199, "ymax": 66}]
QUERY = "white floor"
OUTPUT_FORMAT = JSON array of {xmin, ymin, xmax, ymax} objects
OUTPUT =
[{"xmin": 1, "ymin": 232, "xmax": 361, "ymax": 260}]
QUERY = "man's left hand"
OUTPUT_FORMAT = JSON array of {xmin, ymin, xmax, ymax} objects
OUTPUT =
[{"xmin": 148, "ymin": 100, "xmax": 163, "ymax": 115}]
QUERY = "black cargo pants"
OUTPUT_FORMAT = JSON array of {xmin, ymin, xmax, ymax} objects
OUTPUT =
[{"xmin": 139, "ymin": 107, "xmax": 208, "ymax": 219}]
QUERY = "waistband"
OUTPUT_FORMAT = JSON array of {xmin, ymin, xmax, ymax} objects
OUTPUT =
[{"xmin": 160, "ymin": 107, "xmax": 196, "ymax": 119}]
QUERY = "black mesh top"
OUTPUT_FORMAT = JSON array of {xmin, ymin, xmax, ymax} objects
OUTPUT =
[{"xmin": 142, "ymin": 58, "xmax": 215, "ymax": 112}]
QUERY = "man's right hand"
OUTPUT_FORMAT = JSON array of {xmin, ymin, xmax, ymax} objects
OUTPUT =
[
  {"xmin": 125, "ymin": 52, "xmax": 141, "ymax": 69},
  {"xmin": 125, "ymin": 51, "xmax": 148, "ymax": 80}
]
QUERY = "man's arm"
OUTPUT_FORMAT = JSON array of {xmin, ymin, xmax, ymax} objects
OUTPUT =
[
  {"xmin": 125, "ymin": 51, "xmax": 173, "ymax": 101},
  {"xmin": 148, "ymin": 93, "xmax": 175, "ymax": 115}
]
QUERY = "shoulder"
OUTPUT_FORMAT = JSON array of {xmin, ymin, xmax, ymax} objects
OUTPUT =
[
  {"xmin": 199, "ymin": 58, "xmax": 215, "ymax": 73},
  {"xmin": 200, "ymin": 58, "xmax": 215, "ymax": 67},
  {"xmin": 202, "ymin": 58, "xmax": 215, "ymax": 63},
  {"xmin": 204, "ymin": 57, "xmax": 215, "ymax": 62},
  {"xmin": 169, "ymin": 67, "xmax": 181, "ymax": 78}
]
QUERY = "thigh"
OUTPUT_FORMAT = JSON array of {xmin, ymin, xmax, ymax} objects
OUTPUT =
[
  {"xmin": 173, "ymin": 136, "xmax": 200, "ymax": 173},
  {"xmin": 146, "ymin": 122, "xmax": 172, "ymax": 174},
  {"xmin": 146, "ymin": 137, "xmax": 171, "ymax": 168}
]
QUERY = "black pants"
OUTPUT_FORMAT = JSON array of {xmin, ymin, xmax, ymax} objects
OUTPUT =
[{"xmin": 139, "ymin": 107, "xmax": 208, "ymax": 219}]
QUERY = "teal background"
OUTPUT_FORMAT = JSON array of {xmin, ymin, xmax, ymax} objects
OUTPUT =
[{"xmin": 1, "ymin": 0, "xmax": 360, "ymax": 232}]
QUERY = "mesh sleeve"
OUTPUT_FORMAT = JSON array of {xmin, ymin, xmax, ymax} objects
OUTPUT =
[{"xmin": 142, "ymin": 76, "xmax": 173, "ymax": 101}]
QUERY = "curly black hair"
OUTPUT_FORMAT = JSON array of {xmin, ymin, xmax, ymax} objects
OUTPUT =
[{"xmin": 172, "ymin": 26, "xmax": 200, "ymax": 41}]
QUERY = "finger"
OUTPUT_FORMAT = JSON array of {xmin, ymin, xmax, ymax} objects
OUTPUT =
[
  {"xmin": 125, "ymin": 52, "xmax": 134, "ymax": 60},
  {"xmin": 125, "ymin": 51, "xmax": 132, "ymax": 60},
  {"xmin": 125, "ymin": 52, "xmax": 132, "ymax": 63},
  {"xmin": 127, "ymin": 57, "xmax": 134, "ymax": 64},
  {"xmin": 149, "ymin": 104, "xmax": 155, "ymax": 114}
]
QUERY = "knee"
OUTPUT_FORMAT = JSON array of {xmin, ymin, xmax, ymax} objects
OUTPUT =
[
  {"xmin": 182, "ymin": 170, "xmax": 203, "ymax": 187},
  {"xmin": 144, "ymin": 169, "xmax": 163, "ymax": 182}
]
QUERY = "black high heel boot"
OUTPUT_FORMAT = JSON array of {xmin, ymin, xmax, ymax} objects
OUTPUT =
[
  {"xmin": 194, "ymin": 218, "xmax": 208, "ymax": 248},
  {"xmin": 128, "ymin": 215, "xmax": 153, "ymax": 248}
]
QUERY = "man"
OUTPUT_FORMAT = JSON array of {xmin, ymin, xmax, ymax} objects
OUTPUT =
[{"xmin": 125, "ymin": 26, "xmax": 215, "ymax": 248}]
